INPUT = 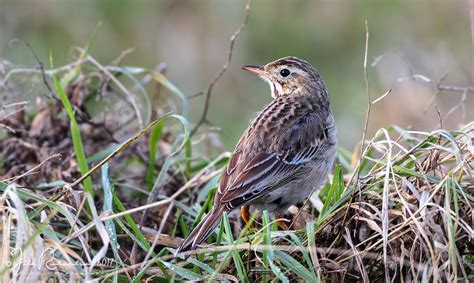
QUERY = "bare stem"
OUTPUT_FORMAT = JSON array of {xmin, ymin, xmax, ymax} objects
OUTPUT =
[
  {"xmin": 190, "ymin": 0, "xmax": 252, "ymax": 137},
  {"xmin": 399, "ymin": 73, "xmax": 474, "ymax": 94}
]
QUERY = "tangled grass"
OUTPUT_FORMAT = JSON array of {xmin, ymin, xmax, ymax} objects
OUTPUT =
[{"xmin": 0, "ymin": 44, "xmax": 473, "ymax": 282}]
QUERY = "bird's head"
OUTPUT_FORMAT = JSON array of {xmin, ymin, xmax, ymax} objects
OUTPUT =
[{"xmin": 242, "ymin": 56, "xmax": 327, "ymax": 99}]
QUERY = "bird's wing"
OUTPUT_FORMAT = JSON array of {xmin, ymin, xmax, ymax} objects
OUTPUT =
[{"xmin": 217, "ymin": 112, "xmax": 329, "ymax": 209}]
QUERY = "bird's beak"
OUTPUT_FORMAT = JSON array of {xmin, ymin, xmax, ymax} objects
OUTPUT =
[{"xmin": 241, "ymin": 65, "xmax": 270, "ymax": 77}]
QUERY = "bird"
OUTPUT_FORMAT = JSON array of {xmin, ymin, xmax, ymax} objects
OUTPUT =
[{"xmin": 175, "ymin": 56, "xmax": 337, "ymax": 255}]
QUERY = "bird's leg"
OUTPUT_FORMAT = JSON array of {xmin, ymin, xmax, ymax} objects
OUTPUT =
[
  {"xmin": 276, "ymin": 214, "xmax": 290, "ymax": 231},
  {"xmin": 241, "ymin": 206, "xmax": 252, "ymax": 227}
]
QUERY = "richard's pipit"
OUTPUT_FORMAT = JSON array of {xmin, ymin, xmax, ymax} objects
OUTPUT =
[{"xmin": 176, "ymin": 56, "xmax": 337, "ymax": 254}]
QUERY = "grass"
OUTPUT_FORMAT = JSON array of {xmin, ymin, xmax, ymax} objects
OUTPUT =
[{"xmin": 0, "ymin": 46, "xmax": 473, "ymax": 282}]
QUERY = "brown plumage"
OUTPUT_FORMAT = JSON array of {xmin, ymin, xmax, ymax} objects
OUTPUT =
[{"xmin": 175, "ymin": 56, "xmax": 337, "ymax": 255}]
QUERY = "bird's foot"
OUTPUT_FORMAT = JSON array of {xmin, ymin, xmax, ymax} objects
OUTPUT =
[
  {"xmin": 241, "ymin": 206, "xmax": 253, "ymax": 229},
  {"xmin": 276, "ymin": 215, "xmax": 290, "ymax": 231}
]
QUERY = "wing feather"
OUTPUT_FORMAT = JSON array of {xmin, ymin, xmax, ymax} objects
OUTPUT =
[{"xmin": 217, "ymin": 111, "xmax": 328, "ymax": 206}]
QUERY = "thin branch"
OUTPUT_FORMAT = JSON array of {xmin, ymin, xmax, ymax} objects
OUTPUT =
[
  {"xmin": 0, "ymin": 123, "xmax": 15, "ymax": 133},
  {"xmin": 444, "ymin": 90, "xmax": 468, "ymax": 122},
  {"xmin": 398, "ymin": 73, "xmax": 474, "ymax": 94},
  {"xmin": 190, "ymin": 0, "xmax": 252, "ymax": 137},
  {"xmin": 344, "ymin": 21, "xmax": 372, "ymax": 194},
  {"xmin": 346, "ymin": 22, "xmax": 391, "ymax": 187},
  {"xmin": 435, "ymin": 105, "xmax": 443, "ymax": 130},
  {"xmin": 0, "ymin": 101, "xmax": 29, "ymax": 121},
  {"xmin": 23, "ymin": 41, "xmax": 56, "ymax": 99},
  {"xmin": 371, "ymin": 89, "xmax": 391, "ymax": 105},
  {"xmin": 1, "ymin": 58, "xmax": 87, "ymax": 84},
  {"xmin": 399, "ymin": 73, "xmax": 470, "ymax": 123},
  {"xmin": 2, "ymin": 154, "xmax": 62, "ymax": 182}
]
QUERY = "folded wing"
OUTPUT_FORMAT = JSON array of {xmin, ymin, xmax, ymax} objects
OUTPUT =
[{"xmin": 217, "ymin": 112, "xmax": 328, "ymax": 208}]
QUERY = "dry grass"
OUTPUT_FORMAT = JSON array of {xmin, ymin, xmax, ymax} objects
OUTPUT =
[
  {"xmin": 304, "ymin": 124, "xmax": 473, "ymax": 282},
  {"xmin": 0, "ymin": 26, "xmax": 473, "ymax": 283}
]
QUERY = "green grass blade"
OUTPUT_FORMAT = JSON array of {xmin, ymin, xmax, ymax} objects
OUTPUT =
[
  {"xmin": 273, "ymin": 250, "xmax": 316, "ymax": 282},
  {"xmin": 147, "ymin": 114, "xmax": 189, "ymax": 202},
  {"xmin": 307, "ymin": 221, "xmax": 321, "ymax": 281},
  {"xmin": 86, "ymin": 143, "xmax": 120, "ymax": 164},
  {"xmin": 112, "ymin": 194, "xmax": 151, "ymax": 251},
  {"xmin": 146, "ymin": 122, "xmax": 164, "ymax": 191},
  {"xmin": 222, "ymin": 212, "xmax": 248, "ymax": 283},
  {"xmin": 262, "ymin": 210, "xmax": 289, "ymax": 282},
  {"xmin": 283, "ymin": 233, "xmax": 317, "ymax": 279},
  {"xmin": 445, "ymin": 175, "xmax": 458, "ymax": 277},
  {"xmin": 50, "ymin": 54, "xmax": 94, "ymax": 198},
  {"xmin": 317, "ymin": 164, "xmax": 343, "ymax": 223},
  {"xmin": 101, "ymin": 163, "xmax": 119, "ymax": 250},
  {"xmin": 262, "ymin": 211, "xmax": 271, "ymax": 282}
]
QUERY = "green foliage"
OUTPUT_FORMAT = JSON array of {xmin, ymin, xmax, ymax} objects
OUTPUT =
[
  {"xmin": 50, "ymin": 54, "xmax": 94, "ymax": 198},
  {"xmin": 317, "ymin": 164, "xmax": 344, "ymax": 225}
]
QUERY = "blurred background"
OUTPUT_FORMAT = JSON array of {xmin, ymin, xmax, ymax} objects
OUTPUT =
[{"xmin": 1, "ymin": 0, "xmax": 473, "ymax": 149}]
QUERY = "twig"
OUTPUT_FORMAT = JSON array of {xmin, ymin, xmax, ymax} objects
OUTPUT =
[
  {"xmin": 435, "ymin": 106, "xmax": 443, "ymax": 130},
  {"xmin": 398, "ymin": 73, "xmax": 474, "ymax": 94},
  {"xmin": 0, "ymin": 101, "xmax": 29, "ymax": 121},
  {"xmin": 346, "ymin": 22, "xmax": 391, "ymax": 187},
  {"xmin": 23, "ymin": 41, "xmax": 56, "ymax": 99},
  {"xmin": 2, "ymin": 154, "xmax": 62, "ymax": 183},
  {"xmin": 0, "ymin": 123, "xmax": 15, "ymax": 133},
  {"xmin": 399, "ymin": 73, "xmax": 471, "ymax": 123},
  {"xmin": 190, "ymin": 0, "xmax": 252, "ymax": 137},
  {"xmin": 1, "ymin": 101, "xmax": 29, "ymax": 109},
  {"xmin": 187, "ymin": 91, "xmax": 204, "ymax": 100},
  {"xmin": 330, "ymin": 22, "xmax": 373, "ymax": 264},
  {"xmin": 1, "ymin": 58, "xmax": 87, "ymax": 84},
  {"xmin": 425, "ymin": 73, "xmax": 449, "ymax": 115},
  {"xmin": 444, "ymin": 89, "xmax": 468, "ymax": 122},
  {"xmin": 344, "ymin": 21, "xmax": 372, "ymax": 218}
]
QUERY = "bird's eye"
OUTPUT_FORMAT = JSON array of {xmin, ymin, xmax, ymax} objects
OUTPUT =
[{"xmin": 280, "ymin": 68, "xmax": 290, "ymax": 77}]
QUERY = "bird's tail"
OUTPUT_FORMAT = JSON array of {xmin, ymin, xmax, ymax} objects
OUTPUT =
[{"xmin": 174, "ymin": 205, "xmax": 225, "ymax": 257}]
